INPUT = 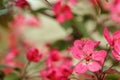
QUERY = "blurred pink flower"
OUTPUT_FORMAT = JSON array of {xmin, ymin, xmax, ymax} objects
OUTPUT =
[
  {"xmin": 105, "ymin": 0, "xmax": 120, "ymax": 23},
  {"xmin": 69, "ymin": 0, "xmax": 77, "ymax": 5},
  {"xmin": 71, "ymin": 39, "xmax": 106, "ymax": 73},
  {"xmin": 40, "ymin": 65, "xmax": 72, "ymax": 80},
  {"xmin": 104, "ymin": 27, "xmax": 120, "ymax": 61},
  {"xmin": 40, "ymin": 48, "xmax": 73, "ymax": 80},
  {"xmin": 5, "ymin": 49, "xmax": 19, "ymax": 67},
  {"xmin": 9, "ymin": 14, "xmax": 40, "ymax": 32},
  {"xmin": 2, "ymin": 68, "xmax": 13, "ymax": 74},
  {"xmin": 27, "ymin": 48, "xmax": 42, "ymax": 62},
  {"xmin": 46, "ymin": 49, "xmax": 61, "ymax": 68},
  {"xmin": 15, "ymin": 0, "xmax": 29, "ymax": 8},
  {"xmin": 41, "ymin": 67, "xmax": 62, "ymax": 80},
  {"xmin": 25, "ymin": 16, "xmax": 40, "ymax": 26},
  {"xmin": 5, "ymin": 49, "xmax": 24, "ymax": 67},
  {"xmin": 8, "ymin": 34, "xmax": 17, "ymax": 49},
  {"xmin": 53, "ymin": 1, "xmax": 73, "ymax": 23}
]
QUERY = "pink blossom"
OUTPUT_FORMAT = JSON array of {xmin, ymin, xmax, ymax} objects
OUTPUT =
[
  {"xmin": 5, "ymin": 49, "xmax": 19, "ymax": 67},
  {"xmin": 106, "ymin": 0, "xmax": 120, "ymax": 23},
  {"xmin": 40, "ymin": 67, "xmax": 62, "ymax": 80},
  {"xmin": 40, "ymin": 48, "xmax": 73, "ymax": 80},
  {"xmin": 69, "ymin": 0, "xmax": 77, "ymax": 5},
  {"xmin": 104, "ymin": 27, "xmax": 120, "ymax": 46},
  {"xmin": 8, "ymin": 34, "xmax": 17, "ymax": 49},
  {"xmin": 9, "ymin": 14, "xmax": 25, "ymax": 30},
  {"xmin": 46, "ymin": 49, "xmax": 61, "ymax": 67},
  {"xmin": 40, "ymin": 65, "xmax": 72, "ymax": 80},
  {"xmin": 25, "ymin": 16, "xmax": 40, "ymax": 26},
  {"xmin": 9, "ymin": 14, "xmax": 40, "ymax": 32},
  {"xmin": 53, "ymin": 1, "xmax": 73, "ymax": 23},
  {"xmin": 2, "ymin": 68, "xmax": 13, "ymax": 74},
  {"xmin": 62, "ymin": 57, "xmax": 73, "ymax": 67},
  {"xmin": 26, "ymin": 48, "xmax": 42, "ymax": 62},
  {"xmin": 15, "ymin": 0, "xmax": 29, "ymax": 8},
  {"xmin": 71, "ymin": 39, "xmax": 107, "ymax": 73},
  {"xmin": 60, "ymin": 64, "xmax": 73, "ymax": 77},
  {"xmin": 5, "ymin": 49, "xmax": 24, "ymax": 67},
  {"xmin": 104, "ymin": 27, "xmax": 120, "ymax": 60}
]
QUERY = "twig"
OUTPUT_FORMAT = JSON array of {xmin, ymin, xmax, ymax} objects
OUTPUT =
[
  {"xmin": 21, "ymin": 61, "xmax": 31, "ymax": 80},
  {"xmin": 43, "ymin": 0, "xmax": 52, "ymax": 7}
]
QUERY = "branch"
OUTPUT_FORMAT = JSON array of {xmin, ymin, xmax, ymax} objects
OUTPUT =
[{"xmin": 43, "ymin": 0, "xmax": 52, "ymax": 7}]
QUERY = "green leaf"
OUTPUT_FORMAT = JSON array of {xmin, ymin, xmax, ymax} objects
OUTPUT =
[
  {"xmin": 105, "ymin": 74, "xmax": 120, "ymax": 80},
  {"xmin": 32, "ymin": 8, "xmax": 49, "ymax": 14},
  {"xmin": 4, "ymin": 73, "xmax": 20, "ymax": 80},
  {"xmin": 51, "ymin": 40, "xmax": 72, "ymax": 51},
  {"xmin": 73, "ymin": 18, "xmax": 88, "ymax": 37},
  {"xmin": 61, "ymin": 20, "xmax": 72, "ymax": 29}
]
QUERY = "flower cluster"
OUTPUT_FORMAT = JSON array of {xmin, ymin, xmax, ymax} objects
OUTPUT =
[{"xmin": 40, "ymin": 49, "xmax": 73, "ymax": 80}]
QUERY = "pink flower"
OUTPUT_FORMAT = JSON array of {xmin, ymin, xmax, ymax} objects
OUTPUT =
[
  {"xmin": 104, "ymin": 27, "xmax": 113, "ymax": 46},
  {"xmin": 46, "ymin": 49, "xmax": 61, "ymax": 67},
  {"xmin": 9, "ymin": 14, "xmax": 40, "ymax": 32},
  {"xmin": 60, "ymin": 64, "xmax": 73, "ymax": 77},
  {"xmin": 5, "ymin": 49, "xmax": 24, "ymax": 67},
  {"xmin": 71, "ymin": 39, "xmax": 107, "ymax": 73},
  {"xmin": 104, "ymin": 27, "xmax": 120, "ymax": 60},
  {"xmin": 15, "ymin": 0, "xmax": 29, "ymax": 8},
  {"xmin": 9, "ymin": 14, "xmax": 24, "ymax": 30},
  {"xmin": 41, "ymin": 67, "xmax": 62, "ymax": 80},
  {"xmin": 40, "ymin": 49, "xmax": 73, "ymax": 80},
  {"xmin": 25, "ymin": 16, "xmax": 40, "ymax": 26},
  {"xmin": 26, "ymin": 48, "xmax": 42, "ymax": 62},
  {"xmin": 106, "ymin": 0, "xmax": 120, "ymax": 23},
  {"xmin": 112, "ymin": 48, "xmax": 120, "ymax": 61},
  {"xmin": 69, "ymin": 0, "xmax": 77, "ymax": 5},
  {"xmin": 40, "ymin": 65, "xmax": 72, "ymax": 80},
  {"xmin": 8, "ymin": 34, "xmax": 17, "ymax": 49},
  {"xmin": 53, "ymin": 1, "xmax": 73, "ymax": 23}
]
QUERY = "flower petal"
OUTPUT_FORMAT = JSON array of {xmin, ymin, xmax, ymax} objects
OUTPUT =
[
  {"xmin": 71, "ymin": 46, "xmax": 83, "ymax": 59},
  {"xmin": 92, "ymin": 50, "xmax": 107, "ymax": 65},
  {"xmin": 74, "ymin": 62, "xmax": 87, "ymax": 74},
  {"xmin": 56, "ymin": 14, "xmax": 65, "ymax": 23},
  {"xmin": 114, "ymin": 41, "xmax": 120, "ymax": 54},
  {"xmin": 104, "ymin": 27, "xmax": 113, "ymax": 46},
  {"xmin": 88, "ymin": 62, "xmax": 101, "ymax": 72},
  {"xmin": 83, "ymin": 39, "xmax": 99, "ymax": 54},
  {"xmin": 112, "ymin": 50, "xmax": 120, "ymax": 61},
  {"xmin": 113, "ymin": 30, "xmax": 120, "ymax": 41}
]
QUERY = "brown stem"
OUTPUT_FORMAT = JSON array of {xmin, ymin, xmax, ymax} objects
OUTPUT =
[
  {"xmin": 94, "ymin": 0, "xmax": 101, "ymax": 15},
  {"xmin": 43, "ymin": 0, "xmax": 52, "ymax": 7},
  {"xmin": 21, "ymin": 61, "xmax": 31, "ymax": 80}
]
